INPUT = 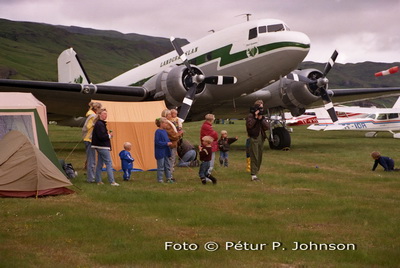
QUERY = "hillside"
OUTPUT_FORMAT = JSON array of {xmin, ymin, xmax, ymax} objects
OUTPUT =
[
  {"xmin": 0, "ymin": 18, "xmax": 399, "ymax": 89},
  {"xmin": 0, "ymin": 18, "xmax": 188, "ymax": 83}
]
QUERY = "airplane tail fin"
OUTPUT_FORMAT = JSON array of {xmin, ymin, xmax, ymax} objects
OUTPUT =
[
  {"xmin": 58, "ymin": 48, "xmax": 91, "ymax": 84},
  {"xmin": 393, "ymin": 96, "xmax": 400, "ymax": 108}
]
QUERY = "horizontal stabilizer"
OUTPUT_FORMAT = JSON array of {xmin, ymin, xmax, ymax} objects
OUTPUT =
[{"xmin": 307, "ymin": 124, "xmax": 326, "ymax": 131}]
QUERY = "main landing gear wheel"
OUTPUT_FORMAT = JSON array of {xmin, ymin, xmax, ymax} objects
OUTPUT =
[{"xmin": 269, "ymin": 127, "xmax": 291, "ymax": 150}]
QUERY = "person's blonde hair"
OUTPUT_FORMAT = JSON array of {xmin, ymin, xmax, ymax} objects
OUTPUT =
[
  {"xmin": 123, "ymin": 142, "xmax": 132, "ymax": 149},
  {"xmin": 371, "ymin": 151, "xmax": 381, "ymax": 159},
  {"xmin": 202, "ymin": 135, "xmax": 214, "ymax": 144},
  {"xmin": 161, "ymin": 109, "xmax": 171, "ymax": 117},
  {"xmin": 205, "ymin": 114, "xmax": 215, "ymax": 121},
  {"xmin": 220, "ymin": 130, "xmax": 227, "ymax": 135},
  {"xmin": 155, "ymin": 117, "xmax": 168, "ymax": 127},
  {"xmin": 254, "ymin": 99, "xmax": 264, "ymax": 106},
  {"xmin": 92, "ymin": 102, "xmax": 102, "ymax": 111}
]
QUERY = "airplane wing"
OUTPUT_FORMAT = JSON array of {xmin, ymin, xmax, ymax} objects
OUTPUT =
[
  {"xmin": 330, "ymin": 87, "xmax": 400, "ymax": 104},
  {"xmin": 0, "ymin": 78, "xmax": 148, "ymax": 120}
]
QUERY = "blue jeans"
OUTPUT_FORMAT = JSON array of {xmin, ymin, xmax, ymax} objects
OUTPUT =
[
  {"xmin": 177, "ymin": 150, "xmax": 196, "ymax": 167},
  {"xmin": 199, "ymin": 161, "xmax": 210, "ymax": 178},
  {"xmin": 157, "ymin": 157, "xmax": 171, "ymax": 182},
  {"xmin": 95, "ymin": 148, "xmax": 115, "ymax": 184},
  {"xmin": 219, "ymin": 151, "xmax": 229, "ymax": 166},
  {"xmin": 84, "ymin": 141, "xmax": 96, "ymax": 182}
]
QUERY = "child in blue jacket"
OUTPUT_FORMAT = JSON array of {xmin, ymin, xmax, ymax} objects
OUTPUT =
[
  {"xmin": 154, "ymin": 117, "xmax": 173, "ymax": 183},
  {"xmin": 119, "ymin": 142, "xmax": 135, "ymax": 181},
  {"xmin": 371, "ymin": 151, "xmax": 395, "ymax": 171}
]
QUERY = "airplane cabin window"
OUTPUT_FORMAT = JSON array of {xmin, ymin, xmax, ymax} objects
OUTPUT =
[
  {"xmin": 267, "ymin": 24, "xmax": 285, "ymax": 32},
  {"xmin": 377, "ymin": 114, "xmax": 387, "ymax": 120},
  {"xmin": 258, "ymin": 26, "xmax": 267, "ymax": 34},
  {"xmin": 367, "ymin": 114, "xmax": 376, "ymax": 119},
  {"xmin": 388, "ymin": 113, "xmax": 399, "ymax": 119},
  {"xmin": 249, "ymin": 27, "xmax": 257, "ymax": 40}
]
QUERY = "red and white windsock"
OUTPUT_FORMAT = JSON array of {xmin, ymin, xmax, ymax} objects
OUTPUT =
[{"xmin": 375, "ymin": 66, "xmax": 399, "ymax": 77}]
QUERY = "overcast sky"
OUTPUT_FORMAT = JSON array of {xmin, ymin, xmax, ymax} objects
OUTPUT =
[{"xmin": 0, "ymin": 0, "xmax": 399, "ymax": 63}]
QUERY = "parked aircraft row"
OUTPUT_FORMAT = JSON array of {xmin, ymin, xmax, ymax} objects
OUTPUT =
[{"xmin": 1, "ymin": 18, "xmax": 399, "ymax": 149}]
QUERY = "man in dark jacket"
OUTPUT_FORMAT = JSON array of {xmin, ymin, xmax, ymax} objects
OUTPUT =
[
  {"xmin": 91, "ymin": 109, "xmax": 119, "ymax": 186},
  {"xmin": 177, "ymin": 139, "xmax": 197, "ymax": 167},
  {"xmin": 246, "ymin": 100, "xmax": 269, "ymax": 181}
]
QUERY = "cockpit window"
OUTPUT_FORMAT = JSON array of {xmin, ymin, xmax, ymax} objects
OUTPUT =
[
  {"xmin": 249, "ymin": 27, "xmax": 257, "ymax": 40},
  {"xmin": 249, "ymin": 23, "xmax": 288, "ymax": 40},
  {"xmin": 268, "ymin": 24, "xmax": 285, "ymax": 32},
  {"xmin": 367, "ymin": 114, "xmax": 376, "ymax": 119}
]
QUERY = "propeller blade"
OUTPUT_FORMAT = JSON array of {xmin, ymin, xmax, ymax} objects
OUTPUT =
[
  {"xmin": 170, "ymin": 37, "xmax": 192, "ymax": 72},
  {"xmin": 319, "ymin": 88, "xmax": 338, "ymax": 122},
  {"xmin": 177, "ymin": 85, "xmax": 197, "ymax": 123},
  {"xmin": 203, "ymin": 76, "xmax": 237, "ymax": 85},
  {"xmin": 323, "ymin": 50, "xmax": 338, "ymax": 77}
]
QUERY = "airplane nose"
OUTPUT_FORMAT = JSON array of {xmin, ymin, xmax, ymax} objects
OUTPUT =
[{"xmin": 292, "ymin": 31, "xmax": 311, "ymax": 50}]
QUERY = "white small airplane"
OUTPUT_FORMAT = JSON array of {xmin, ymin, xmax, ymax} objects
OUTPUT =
[
  {"xmin": 1, "ymin": 19, "xmax": 400, "ymax": 149},
  {"xmin": 308, "ymin": 97, "xmax": 400, "ymax": 138}
]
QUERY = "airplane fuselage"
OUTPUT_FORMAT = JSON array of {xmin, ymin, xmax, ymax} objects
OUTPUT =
[{"xmin": 103, "ymin": 19, "xmax": 310, "ymax": 117}]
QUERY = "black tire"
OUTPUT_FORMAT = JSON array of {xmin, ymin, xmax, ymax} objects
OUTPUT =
[{"xmin": 268, "ymin": 127, "xmax": 291, "ymax": 150}]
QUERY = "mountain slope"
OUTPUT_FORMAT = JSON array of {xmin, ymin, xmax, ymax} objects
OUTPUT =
[{"xmin": 0, "ymin": 19, "xmax": 399, "ymax": 89}]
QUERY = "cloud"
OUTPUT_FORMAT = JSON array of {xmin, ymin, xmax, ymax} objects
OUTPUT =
[{"xmin": 0, "ymin": 0, "xmax": 399, "ymax": 63}]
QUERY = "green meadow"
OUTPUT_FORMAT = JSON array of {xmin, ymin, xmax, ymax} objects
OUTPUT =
[{"xmin": 1, "ymin": 120, "xmax": 400, "ymax": 267}]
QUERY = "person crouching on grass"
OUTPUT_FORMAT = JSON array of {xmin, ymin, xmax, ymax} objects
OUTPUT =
[
  {"xmin": 119, "ymin": 142, "xmax": 135, "ymax": 181},
  {"xmin": 371, "ymin": 151, "xmax": 395, "ymax": 171},
  {"xmin": 199, "ymin": 136, "xmax": 217, "ymax": 185},
  {"xmin": 154, "ymin": 117, "xmax": 173, "ymax": 183}
]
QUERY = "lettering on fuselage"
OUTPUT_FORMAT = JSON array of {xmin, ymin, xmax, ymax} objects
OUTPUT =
[
  {"xmin": 343, "ymin": 122, "xmax": 367, "ymax": 129},
  {"xmin": 160, "ymin": 47, "xmax": 199, "ymax": 67}
]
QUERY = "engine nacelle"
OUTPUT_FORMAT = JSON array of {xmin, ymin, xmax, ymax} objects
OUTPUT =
[
  {"xmin": 280, "ymin": 68, "xmax": 325, "ymax": 116},
  {"xmin": 145, "ymin": 65, "xmax": 206, "ymax": 107}
]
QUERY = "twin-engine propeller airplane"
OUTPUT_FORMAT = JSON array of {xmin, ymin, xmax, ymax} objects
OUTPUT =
[{"xmin": 1, "ymin": 18, "xmax": 400, "ymax": 149}]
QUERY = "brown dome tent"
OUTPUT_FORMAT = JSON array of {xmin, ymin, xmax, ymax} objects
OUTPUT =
[{"xmin": 0, "ymin": 131, "xmax": 74, "ymax": 198}]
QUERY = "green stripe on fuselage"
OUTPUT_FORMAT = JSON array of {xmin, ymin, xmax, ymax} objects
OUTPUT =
[{"xmin": 190, "ymin": 41, "xmax": 310, "ymax": 67}]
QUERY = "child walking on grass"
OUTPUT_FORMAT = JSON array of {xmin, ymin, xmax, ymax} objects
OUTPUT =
[
  {"xmin": 218, "ymin": 130, "xmax": 238, "ymax": 167},
  {"xmin": 199, "ymin": 136, "xmax": 217, "ymax": 185},
  {"xmin": 119, "ymin": 142, "xmax": 135, "ymax": 181}
]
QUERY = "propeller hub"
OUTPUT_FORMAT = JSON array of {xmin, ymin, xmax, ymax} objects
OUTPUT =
[
  {"xmin": 317, "ymin": 77, "xmax": 329, "ymax": 88},
  {"xmin": 193, "ymin": 74, "xmax": 205, "ymax": 84}
]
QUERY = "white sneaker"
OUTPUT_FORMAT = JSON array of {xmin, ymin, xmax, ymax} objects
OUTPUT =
[{"xmin": 111, "ymin": 182, "xmax": 120, "ymax": 186}]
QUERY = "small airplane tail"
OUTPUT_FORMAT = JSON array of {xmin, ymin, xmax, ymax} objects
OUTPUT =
[
  {"xmin": 392, "ymin": 96, "xmax": 400, "ymax": 108},
  {"xmin": 57, "ymin": 48, "xmax": 90, "ymax": 84}
]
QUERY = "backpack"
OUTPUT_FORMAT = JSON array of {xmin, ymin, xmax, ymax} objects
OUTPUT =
[{"xmin": 63, "ymin": 163, "xmax": 77, "ymax": 179}]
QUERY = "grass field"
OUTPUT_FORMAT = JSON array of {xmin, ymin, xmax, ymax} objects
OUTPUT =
[{"xmin": 1, "ymin": 120, "xmax": 400, "ymax": 267}]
